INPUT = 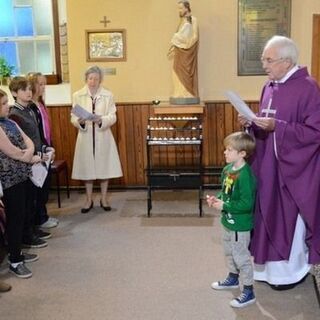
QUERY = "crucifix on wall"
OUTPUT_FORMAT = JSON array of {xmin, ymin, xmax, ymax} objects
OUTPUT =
[{"xmin": 100, "ymin": 16, "xmax": 111, "ymax": 28}]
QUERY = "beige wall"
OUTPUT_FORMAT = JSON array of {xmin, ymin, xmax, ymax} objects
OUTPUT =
[{"xmin": 67, "ymin": 0, "xmax": 320, "ymax": 102}]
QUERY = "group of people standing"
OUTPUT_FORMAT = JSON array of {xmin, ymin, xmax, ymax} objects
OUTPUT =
[
  {"xmin": 0, "ymin": 64, "xmax": 123, "ymax": 291},
  {"xmin": 1, "ymin": 3, "xmax": 319, "ymax": 311},
  {"xmin": 73, "ymin": 31, "xmax": 320, "ymax": 309},
  {"xmin": 0, "ymin": 73, "xmax": 59, "ymax": 290}
]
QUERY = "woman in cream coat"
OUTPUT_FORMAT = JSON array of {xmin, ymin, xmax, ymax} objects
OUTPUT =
[{"xmin": 71, "ymin": 66, "xmax": 122, "ymax": 213}]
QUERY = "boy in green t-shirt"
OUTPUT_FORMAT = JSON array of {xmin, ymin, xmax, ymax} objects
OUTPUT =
[{"xmin": 207, "ymin": 131, "xmax": 256, "ymax": 308}]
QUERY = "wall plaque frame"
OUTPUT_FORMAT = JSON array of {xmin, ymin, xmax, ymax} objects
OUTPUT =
[
  {"xmin": 85, "ymin": 29, "xmax": 126, "ymax": 62},
  {"xmin": 238, "ymin": 0, "xmax": 291, "ymax": 75}
]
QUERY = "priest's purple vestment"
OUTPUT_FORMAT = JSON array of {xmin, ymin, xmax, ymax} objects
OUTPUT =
[{"xmin": 250, "ymin": 67, "xmax": 320, "ymax": 264}]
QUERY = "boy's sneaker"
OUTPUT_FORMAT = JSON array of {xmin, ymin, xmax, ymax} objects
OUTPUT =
[
  {"xmin": 211, "ymin": 275, "xmax": 239, "ymax": 290},
  {"xmin": 23, "ymin": 236, "xmax": 48, "ymax": 249},
  {"xmin": 230, "ymin": 289, "xmax": 256, "ymax": 308},
  {"xmin": 35, "ymin": 228, "xmax": 52, "ymax": 240},
  {"xmin": 22, "ymin": 252, "xmax": 39, "ymax": 263},
  {"xmin": 9, "ymin": 263, "xmax": 32, "ymax": 279},
  {"xmin": 40, "ymin": 217, "xmax": 59, "ymax": 229}
]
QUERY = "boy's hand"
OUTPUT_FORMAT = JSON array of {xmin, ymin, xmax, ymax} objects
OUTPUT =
[
  {"xmin": 206, "ymin": 194, "xmax": 218, "ymax": 207},
  {"xmin": 211, "ymin": 199, "xmax": 224, "ymax": 211}
]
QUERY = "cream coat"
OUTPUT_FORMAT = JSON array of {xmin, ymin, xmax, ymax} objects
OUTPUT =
[{"xmin": 71, "ymin": 86, "xmax": 123, "ymax": 180}]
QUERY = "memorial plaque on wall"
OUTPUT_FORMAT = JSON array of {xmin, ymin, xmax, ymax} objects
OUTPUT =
[{"xmin": 238, "ymin": 0, "xmax": 291, "ymax": 75}]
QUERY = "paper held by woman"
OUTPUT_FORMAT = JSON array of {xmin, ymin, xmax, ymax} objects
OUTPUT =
[{"xmin": 71, "ymin": 104, "xmax": 100, "ymax": 121}]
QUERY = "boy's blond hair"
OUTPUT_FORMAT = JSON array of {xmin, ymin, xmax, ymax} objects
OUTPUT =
[{"xmin": 223, "ymin": 131, "xmax": 256, "ymax": 158}]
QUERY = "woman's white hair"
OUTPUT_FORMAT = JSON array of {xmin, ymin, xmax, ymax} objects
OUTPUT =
[
  {"xmin": 264, "ymin": 35, "xmax": 299, "ymax": 65},
  {"xmin": 84, "ymin": 65, "xmax": 104, "ymax": 82}
]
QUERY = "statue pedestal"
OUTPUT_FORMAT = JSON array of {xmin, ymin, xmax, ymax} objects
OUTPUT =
[
  {"xmin": 153, "ymin": 102, "xmax": 204, "ymax": 115},
  {"xmin": 169, "ymin": 97, "xmax": 200, "ymax": 105}
]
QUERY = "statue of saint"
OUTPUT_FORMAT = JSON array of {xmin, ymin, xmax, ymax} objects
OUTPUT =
[{"xmin": 168, "ymin": 1, "xmax": 200, "ymax": 105}]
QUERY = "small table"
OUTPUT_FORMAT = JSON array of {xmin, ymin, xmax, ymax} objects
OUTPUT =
[{"xmin": 50, "ymin": 160, "xmax": 70, "ymax": 208}]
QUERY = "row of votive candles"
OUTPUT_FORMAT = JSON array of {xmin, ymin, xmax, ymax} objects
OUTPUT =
[
  {"xmin": 147, "ymin": 136, "xmax": 201, "ymax": 141},
  {"xmin": 149, "ymin": 116, "xmax": 198, "ymax": 120},
  {"xmin": 147, "ymin": 125, "xmax": 202, "ymax": 130}
]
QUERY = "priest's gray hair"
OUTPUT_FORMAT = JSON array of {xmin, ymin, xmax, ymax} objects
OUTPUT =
[
  {"xmin": 264, "ymin": 35, "xmax": 299, "ymax": 65},
  {"xmin": 84, "ymin": 65, "xmax": 104, "ymax": 82}
]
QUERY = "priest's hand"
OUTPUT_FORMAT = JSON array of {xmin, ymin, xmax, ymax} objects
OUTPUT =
[
  {"xmin": 238, "ymin": 114, "xmax": 252, "ymax": 127},
  {"xmin": 253, "ymin": 117, "xmax": 275, "ymax": 131}
]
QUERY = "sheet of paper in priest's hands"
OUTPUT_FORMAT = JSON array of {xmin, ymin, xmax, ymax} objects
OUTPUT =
[
  {"xmin": 224, "ymin": 90, "xmax": 257, "ymax": 121},
  {"xmin": 71, "ymin": 104, "xmax": 99, "ymax": 121}
]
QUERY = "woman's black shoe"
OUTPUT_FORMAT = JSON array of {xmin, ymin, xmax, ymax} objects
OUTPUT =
[
  {"xmin": 100, "ymin": 200, "xmax": 111, "ymax": 211},
  {"xmin": 81, "ymin": 201, "xmax": 93, "ymax": 214}
]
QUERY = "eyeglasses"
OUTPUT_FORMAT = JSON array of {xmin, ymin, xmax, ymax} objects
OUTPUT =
[{"xmin": 260, "ymin": 57, "xmax": 284, "ymax": 65}]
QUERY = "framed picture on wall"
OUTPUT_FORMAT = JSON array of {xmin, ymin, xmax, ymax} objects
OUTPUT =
[
  {"xmin": 85, "ymin": 29, "xmax": 127, "ymax": 62},
  {"xmin": 238, "ymin": 0, "xmax": 291, "ymax": 75}
]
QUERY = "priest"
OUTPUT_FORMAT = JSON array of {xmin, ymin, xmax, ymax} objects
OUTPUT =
[{"xmin": 239, "ymin": 35, "xmax": 320, "ymax": 290}]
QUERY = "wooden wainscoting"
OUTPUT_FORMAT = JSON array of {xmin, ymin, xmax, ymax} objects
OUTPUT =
[{"xmin": 47, "ymin": 101, "xmax": 259, "ymax": 188}]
